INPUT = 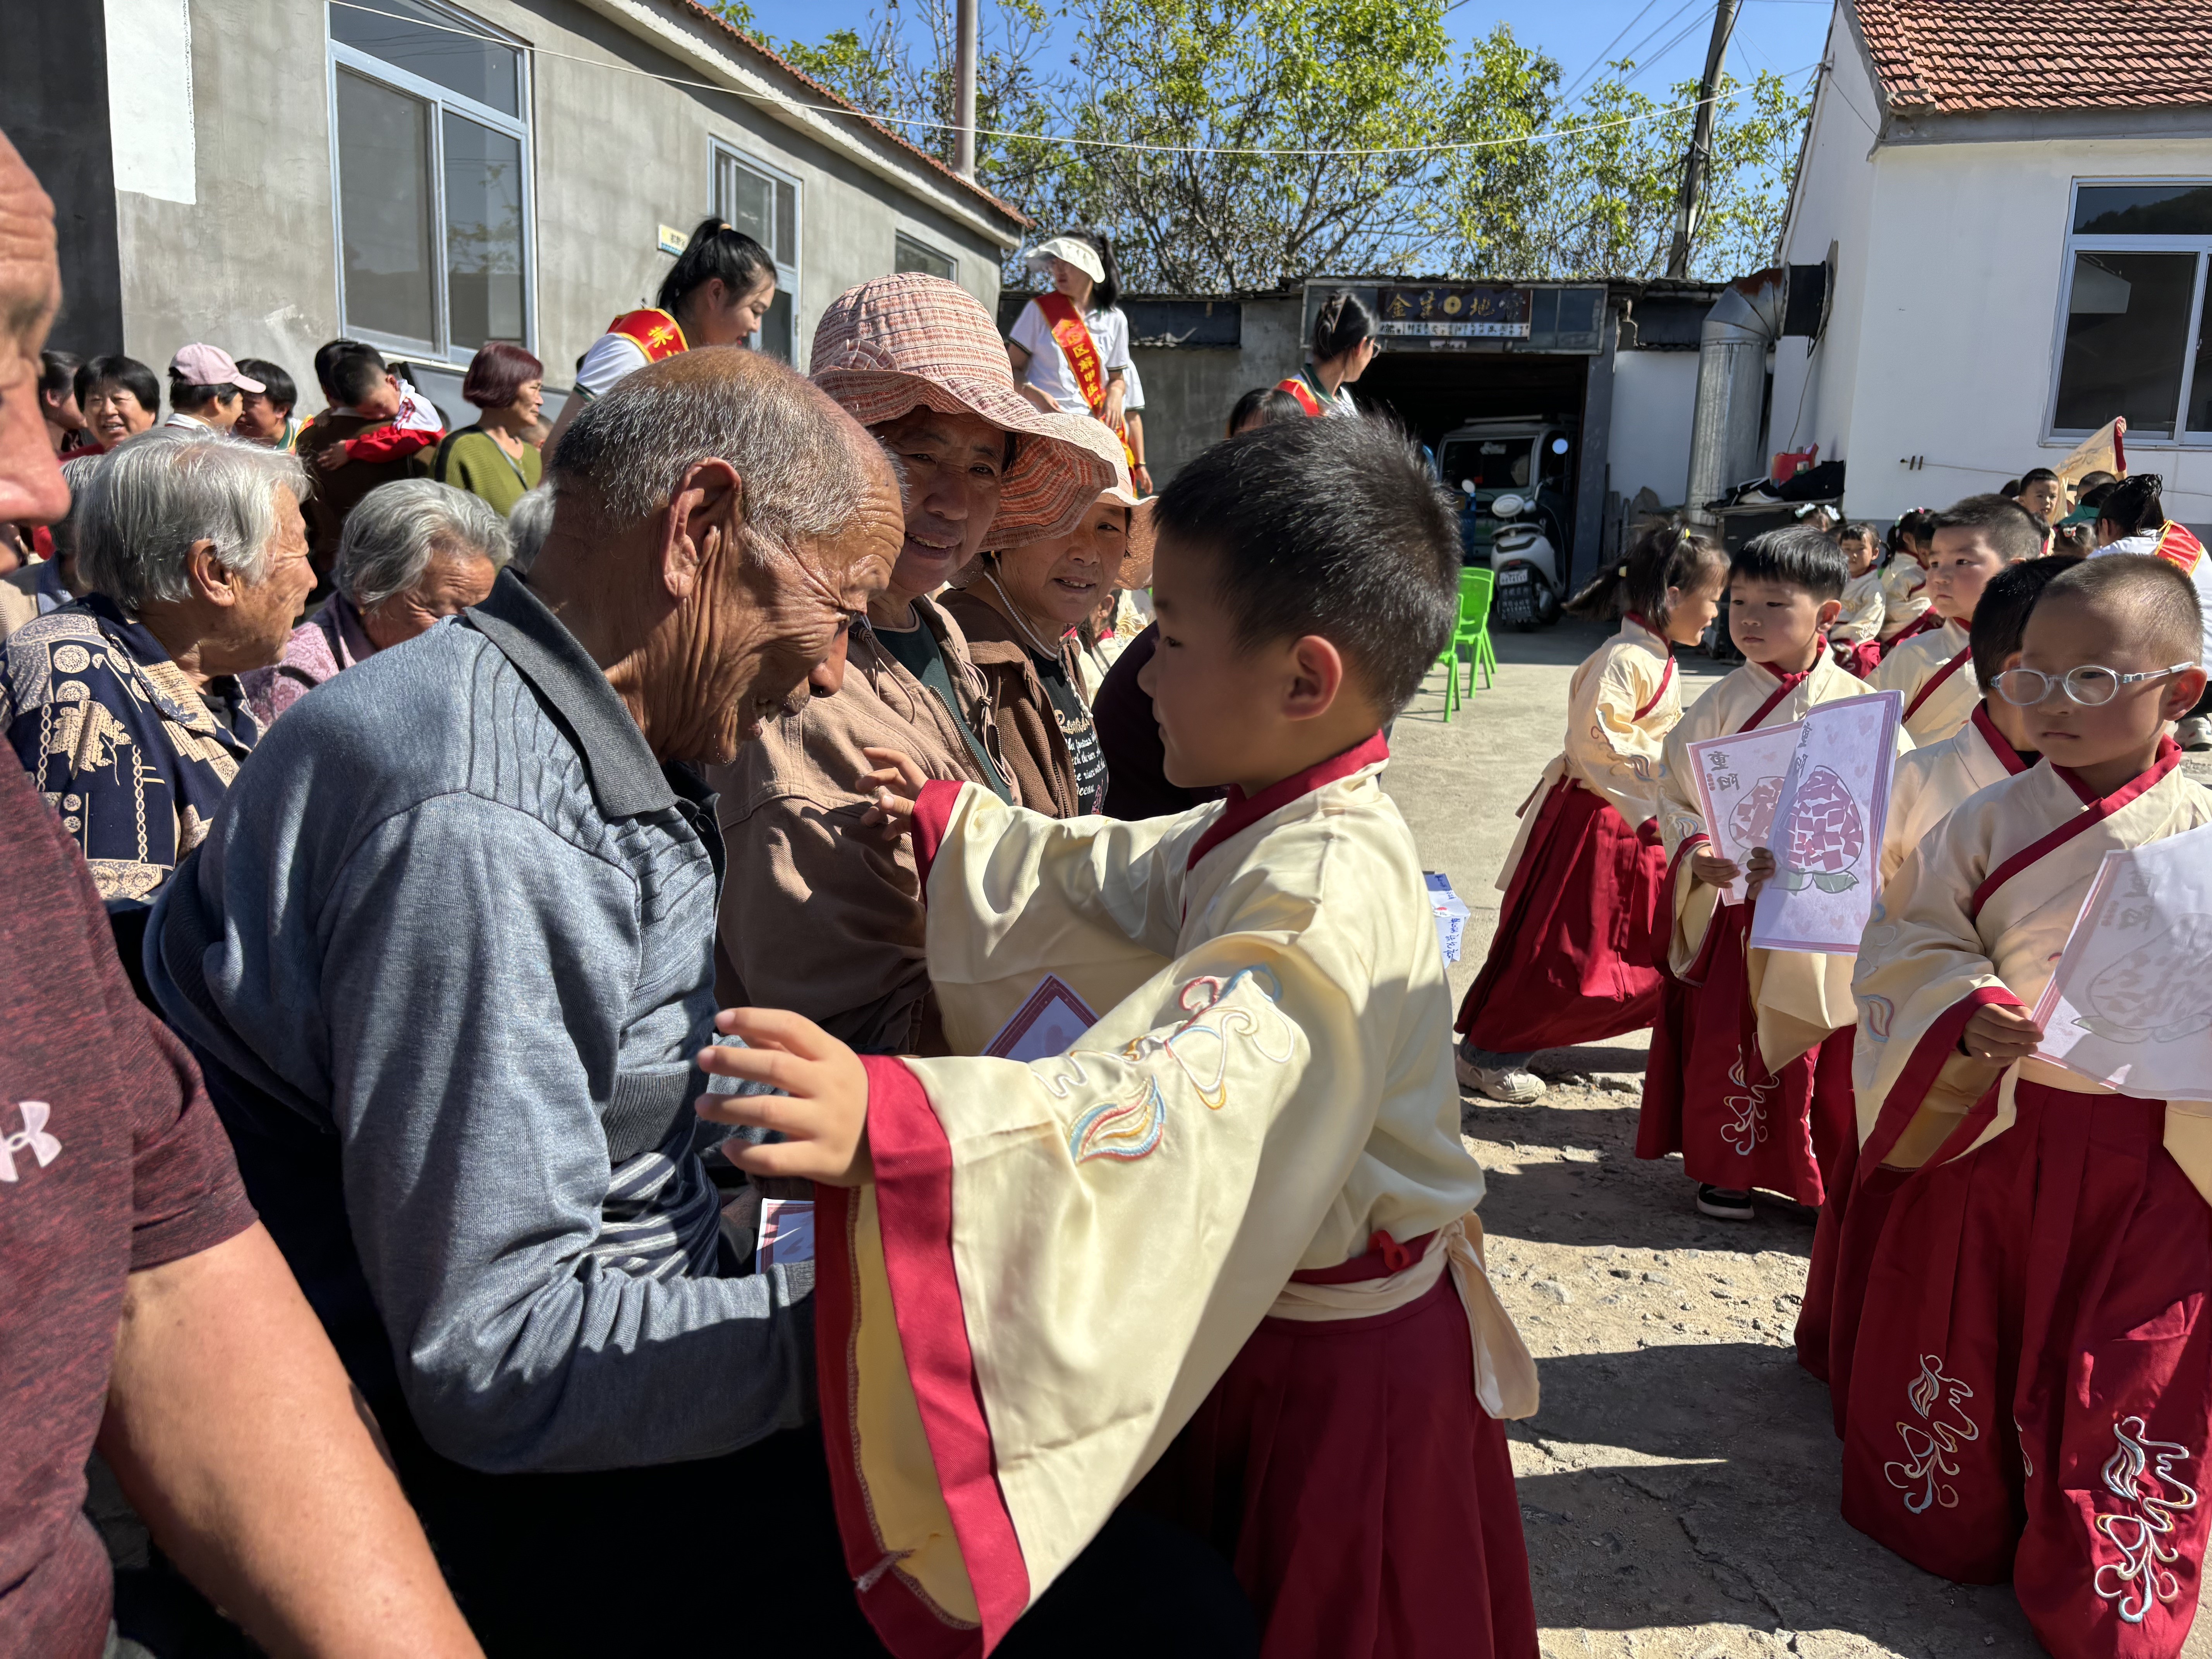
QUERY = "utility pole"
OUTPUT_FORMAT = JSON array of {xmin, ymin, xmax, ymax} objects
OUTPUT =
[
  {"xmin": 1666, "ymin": 0, "xmax": 1740, "ymax": 279},
  {"xmin": 954, "ymin": 0, "xmax": 979, "ymax": 180}
]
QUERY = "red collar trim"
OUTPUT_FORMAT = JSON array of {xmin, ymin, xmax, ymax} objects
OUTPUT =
[
  {"xmin": 1737, "ymin": 661, "xmax": 1812, "ymax": 734},
  {"xmin": 1969, "ymin": 738, "xmax": 2180, "ymax": 919},
  {"xmin": 1969, "ymin": 703, "xmax": 2030, "ymax": 776},
  {"xmin": 1185, "ymin": 732, "xmax": 1389, "ymax": 874},
  {"xmin": 1904, "ymin": 644, "xmax": 1973, "ymax": 722},
  {"xmin": 1633, "ymin": 654, "xmax": 1678, "ymax": 722}
]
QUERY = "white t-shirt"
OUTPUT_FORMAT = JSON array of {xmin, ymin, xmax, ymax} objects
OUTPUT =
[
  {"xmin": 1122, "ymin": 358, "xmax": 1146, "ymax": 414},
  {"xmin": 1010, "ymin": 297, "xmax": 1132, "ymax": 416},
  {"xmin": 574, "ymin": 331, "xmax": 652, "ymax": 400},
  {"xmin": 2094, "ymin": 529, "xmax": 2212, "ymax": 670}
]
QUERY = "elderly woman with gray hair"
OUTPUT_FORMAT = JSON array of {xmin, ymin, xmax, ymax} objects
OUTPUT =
[
  {"xmin": 2, "ymin": 428, "xmax": 315, "ymax": 907},
  {"xmin": 241, "ymin": 477, "xmax": 508, "ymax": 726}
]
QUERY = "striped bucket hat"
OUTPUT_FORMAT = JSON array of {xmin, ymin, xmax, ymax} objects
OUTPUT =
[{"xmin": 809, "ymin": 272, "xmax": 1117, "ymax": 543}]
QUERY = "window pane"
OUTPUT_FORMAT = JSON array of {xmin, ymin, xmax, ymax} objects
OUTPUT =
[
  {"xmin": 895, "ymin": 234, "xmax": 955, "ymax": 281},
  {"xmin": 2189, "ymin": 274, "xmax": 2212, "ymax": 434},
  {"xmin": 2053, "ymin": 251, "xmax": 2195, "ymax": 436},
  {"xmin": 330, "ymin": 0, "xmax": 519, "ymax": 117},
  {"xmin": 2074, "ymin": 184, "xmax": 2212, "ymax": 237},
  {"xmin": 336, "ymin": 70, "xmax": 438, "ymax": 346},
  {"xmin": 444, "ymin": 113, "xmax": 526, "ymax": 350},
  {"xmin": 756, "ymin": 287, "xmax": 795, "ymax": 364},
  {"xmin": 716, "ymin": 153, "xmax": 775, "ymax": 254},
  {"xmin": 775, "ymin": 181, "xmax": 797, "ymax": 265}
]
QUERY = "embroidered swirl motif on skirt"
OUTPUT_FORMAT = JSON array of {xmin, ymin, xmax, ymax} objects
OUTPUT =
[
  {"xmin": 1047, "ymin": 966, "xmax": 1295, "ymax": 1166},
  {"xmin": 2092, "ymin": 1415, "xmax": 2199, "ymax": 1624},
  {"xmin": 1884, "ymin": 1353, "xmax": 1980, "ymax": 1515},
  {"xmin": 1720, "ymin": 1056, "xmax": 1775, "ymax": 1155}
]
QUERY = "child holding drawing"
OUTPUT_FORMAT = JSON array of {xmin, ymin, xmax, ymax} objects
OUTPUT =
[
  {"xmin": 1838, "ymin": 555, "xmax": 2212, "ymax": 1659},
  {"xmin": 1638, "ymin": 526, "xmax": 1880, "ymax": 1223},
  {"xmin": 1453, "ymin": 522, "xmax": 1728, "ymax": 1105}
]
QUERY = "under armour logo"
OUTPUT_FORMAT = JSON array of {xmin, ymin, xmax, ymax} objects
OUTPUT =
[{"xmin": 0, "ymin": 1102, "xmax": 62, "ymax": 1182}]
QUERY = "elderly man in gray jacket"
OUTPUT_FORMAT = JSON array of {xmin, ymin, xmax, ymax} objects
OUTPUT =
[{"xmin": 143, "ymin": 349, "xmax": 903, "ymax": 1649}]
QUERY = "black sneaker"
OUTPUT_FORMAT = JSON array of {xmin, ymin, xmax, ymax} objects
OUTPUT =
[{"xmin": 1696, "ymin": 1184, "xmax": 1755, "ymax": 1221}]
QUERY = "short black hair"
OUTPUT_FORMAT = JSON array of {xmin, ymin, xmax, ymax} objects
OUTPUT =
[
  {"xmin": 1730, "ymin": 524, "xmax": 1847, "ymax": 602},
  {"xmin": 168, "ymin": 373, "xmax": 239, "ymax": 413},
  {"xmin": 314, "ymin": 337, "xmax": 371, "ymax": 400},
  {"xmin": 658, "ymin": 217, "xmax": 775, "ymax": 314},
  {"xmin": 73, "ymin": 354, "xmax": 160, "ymax": 415},
  {"xmin": 1933, "ymin": 493, "xmax": 2047, "ymax": 563},
  {"xmin": 1225, "ymin": 386, "xmax": 1305, "ymax": 436},
  {"xmin": 2019, "ymin": 467, "xmax": 2060, "ymax": 488},
  {"xmin": 331, "ymin": 348, "xmax": 392, "ymax": 407},
  {"xmin": 1152, "ymin": 415, "xmax": 1460, "ymax": 716},
  {"xmin": 2075, "ymin": 469, "xmax": 2119, "ymax": 495},
  {"xmin": 2039, "ymin": 553, "xmax": 2202, "ymax": 666},
  {"xmin": 1970, "ymin": 553, "xmax": 2081, "ymax": 683},
  {"xmin": 234, "ymin": 356, "xmax": 296, "ymax": 411},
  {"xmin": 39, "ymin": 349, "xmax": 79, "ymax": 404}
]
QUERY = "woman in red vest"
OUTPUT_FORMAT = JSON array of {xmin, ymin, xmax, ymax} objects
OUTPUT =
[
  {"xmin": 1278, "ymin": 290, "xmax": 1379, "ymax": 417},
  {"xmin": 1006, "ymin": 230, "xmax": 1133, "ymax": 445}
]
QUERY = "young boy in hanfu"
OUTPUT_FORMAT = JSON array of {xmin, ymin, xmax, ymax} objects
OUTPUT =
[
  {"xmin": 697, "ymin": 416, "xmax": 1539, "ymax": 1659},
  {"xmin": 1870, "ymin": 495, "xmax": 2042, "ymax": 744},
  {"xmin": 1796, "ymin": 552, "xmax": 2077, "ymax": 1391},
  {"xmin": 1640, "ymin": 526, "xmax": 1876, "ymax": 1223},
  {"xmin": 1839, "ymin": 556, "xmax": 2212, "ymax": 1659},
  {"xmin": 1455, "ymin": 522, "xmax": 1728, "ymax": 1104}
]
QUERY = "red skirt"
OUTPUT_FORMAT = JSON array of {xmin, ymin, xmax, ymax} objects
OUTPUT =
[
  {"xmin": 1458, "ymin": 777, "xmax": 1667, "ymax": 1053},
  {"xmin": 1797, "ymin": 1158, "xmax": 1908, "ymax": 1431},
  {"xmin": 1637, "ymin": 902, "xmax": 1856, "ymax": 1204},
  {"xmin": 1140, "ymin": 1258, "xmax": 1538, "ymax": 1659},
  {"xmin": 1837, "ymin": 1082, "xmax": 2212, "ymax": 1659}
]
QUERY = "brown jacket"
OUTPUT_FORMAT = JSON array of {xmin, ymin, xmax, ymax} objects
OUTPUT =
[
  {"xmin": 295, "ymin": 413, "xmax": 425, "ymax": 569},
  {"xmin": 704, "ymin": 596, "xmax": 1013, "ymax": 1055},
  {"xmin": 938, "ymin": 589, "xmax": 1082, "ymax": 820}
]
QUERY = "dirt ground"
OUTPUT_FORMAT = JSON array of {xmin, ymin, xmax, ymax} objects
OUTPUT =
[{"xmin": 1386, "ymin": 618, "xmax": 2212, "ymax": 1659}]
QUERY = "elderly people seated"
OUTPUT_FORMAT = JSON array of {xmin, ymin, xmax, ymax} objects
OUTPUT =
[
  {"xmin": 2, "ymin": 429, "xmax": 313, "ymax": 907},
  {"xmin": 707, "ymin": 273, "xmax": 1113, "ymax": 1054},
  {"xmin": 242, "ymin": 478, "xmax": 508, "ymax": 726}
]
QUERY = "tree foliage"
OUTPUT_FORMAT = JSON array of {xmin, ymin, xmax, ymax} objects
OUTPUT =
[{"xmin": 750, "ymin": 0, "xmax": 1810, "ymax": 292}]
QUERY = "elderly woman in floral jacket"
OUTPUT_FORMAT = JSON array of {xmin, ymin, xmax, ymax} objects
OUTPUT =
[{"xmin": 706, "ymin": 274, "xmax": 1113, "ymax": 1054}]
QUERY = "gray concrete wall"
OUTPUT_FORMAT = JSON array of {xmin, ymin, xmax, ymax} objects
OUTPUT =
[
  {"xmin": 1132, "ymin": 294, "xmax": 1304, "ymax": 484},
  {"xmin": 98, "ymin": 0, "xmax": 1006, "ymax": 410}
]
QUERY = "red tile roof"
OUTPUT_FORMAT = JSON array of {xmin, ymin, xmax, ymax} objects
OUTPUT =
[{"xmin": 1853, "ymin": 0, "xmax": 2212, "ymax": 114}]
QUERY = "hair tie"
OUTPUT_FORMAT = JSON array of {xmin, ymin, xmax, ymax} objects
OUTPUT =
[{"xmin": 1618, "ymin": 564, "xmax": 1628, "ymax": 577}]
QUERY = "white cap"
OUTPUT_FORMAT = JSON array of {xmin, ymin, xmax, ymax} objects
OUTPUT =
[{"xmin": 1023, "ymin": 235, "xmax": 1106, "ymax": 286}]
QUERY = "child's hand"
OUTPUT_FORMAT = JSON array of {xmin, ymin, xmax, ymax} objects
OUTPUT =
[
  {"xmin": 1742, "ymin": 847, "xmax": 1778, "ymax": 902},
  {"xmin": 857, "ymin": 746, "xmax": 928, "ymax": 840},
  {"xmin": 1958, "ymin": 1003, "xmax": 2043, "ymax": 1065},
  {"xmin": 1690, "ymin": 849, "xmax": 1741, "ymax": 891},
  {"xmin": 316, "ymin": 444, "xmax": 352, "ymax": 472},
  {"xmin": 696, "ymin": 1008, "xmax": 872, "ymax": 1186}
]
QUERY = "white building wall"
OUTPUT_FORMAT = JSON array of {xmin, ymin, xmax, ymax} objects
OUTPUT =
[
  {"xmin": 1845, "ymin": 135, "xmax": 2212, "ymax": 526},
  {"xmin": 1608, "ymin": 350, "xmax": 1700, "ymax": 505}
]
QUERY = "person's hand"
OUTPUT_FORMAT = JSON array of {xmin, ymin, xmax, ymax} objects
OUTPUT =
[
  {"xmin": 1132, "ymin": 461, "xmax": 1153, "ymax": 497},
  {"xmin": 1690, "ymin": 849, "xmax": 1741, "ymax": 891},
  {"xmin": 1959, "ymin": 1002, "xmax": 2043, "ymax": 1064},
  {"xmin": 1103, "ymin": 385, "xmax": 1128, "ymax": 438},
  {"xmin": 1019, "ymin": 383, "xmax": 1058, "ymax": 414},
  {"xmin": 857, "ymin": 746, "xmax": 928, "ymax": 840},
  {"xmin": 316, "ymin": 444, "xmax": 351, "ymax": 472},
  {"xmin": 1742, "ymin": 846, "xmax": 1778, "ymax": 903},
  {"xmin": 696, "ymin": 1008, "xmax": 873, "ymax": 1186}
]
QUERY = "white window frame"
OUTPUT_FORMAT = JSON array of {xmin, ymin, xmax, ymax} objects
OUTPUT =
[
  {"xmin": 710, "ymin": 141, "xmax": 802, "ymax": 361},
  {"xmin": 2045, "ymin": 176, "xmax": 2212, "ymax": 450},
  {"xmin": 325, "ymin": 0, "xmax": 537, "ymax": 366},
  {"xmin": 895, "ymin": 231, "xmax": 958, "ymax": 284}
]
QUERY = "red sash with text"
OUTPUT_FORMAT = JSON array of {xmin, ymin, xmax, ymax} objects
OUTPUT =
[
  {"xmin": 1276, "ymin": 376, "xmax": 1325, "ymax": 417},
  {"xmin": 606, "ymin": 308, "xmax": 689, "ymax": 363},
  {"xmin": 1036, "ymin": 293, "xmax": 1135, "ymax": 464},
  {"xmin": 2154, "ymin": 520, "xmax": 2207, "ymax": 577}
]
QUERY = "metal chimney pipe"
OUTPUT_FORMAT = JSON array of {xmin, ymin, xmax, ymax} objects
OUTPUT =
[
  {"xmin": 955, "ymin": 0, "xmax": 979, "ymax": 180},
  {"xmin": 1685, "ymin": 270, "xmax": 1787, "ymax": 527}
]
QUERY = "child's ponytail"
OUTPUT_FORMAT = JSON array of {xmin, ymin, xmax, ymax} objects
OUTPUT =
[{"xmin": 1565, "ymin": 519, "xmax": 1725, "ymax": 630}]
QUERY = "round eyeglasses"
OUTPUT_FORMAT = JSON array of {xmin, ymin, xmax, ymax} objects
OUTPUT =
[{"xmin": 1991, "ymin": 663, "xmax": 2197, "ymax": 708}]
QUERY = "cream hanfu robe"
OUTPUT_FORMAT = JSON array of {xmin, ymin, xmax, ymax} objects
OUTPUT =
[
  {"xmin": 1833, "ymin": 744, "xmax": 2212, "ymax": 1659},
  {"xmin": 814, "ymin": 734, "xmax": 1539, "ymax": 1659},
  {"xmin": 1879, "ymin": 557, "xmax": 1932, "ymax": 640},
  {"xmin": 1458, "ymin": 614, "xmax": 1679, "ymax": 1053},
  {"xmin": 1639, "ymin": 653, "xmax": 1881, "ymax": 1206},
  {"xmin": 1869, "ymin": 615, "xmax": 1976, "ymax": 744},
  {"xmin": 1832, "ymin": 569, "xmax": 1886, "ymax": 649},
  {"xmin": 1876, "ymin": 704, "xmax": 2032, "ymax": 886}
]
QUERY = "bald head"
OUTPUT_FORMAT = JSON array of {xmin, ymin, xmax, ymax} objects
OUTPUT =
[
  {"xmin": 2040, "ymin": 554, "xmax": 2202, "ymax": 665},
  {"xmin": 0, "ymin": 128, "xmax": 67, "ymax": 527}
]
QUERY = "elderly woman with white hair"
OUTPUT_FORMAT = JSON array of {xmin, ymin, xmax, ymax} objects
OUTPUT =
[
  {"xmin": 2, "ymin": 428, "xmax": 315, "ymax": 906},
  {"xmin": 242, "ymin": 477, "xmax": 508, "ymax": 726}
]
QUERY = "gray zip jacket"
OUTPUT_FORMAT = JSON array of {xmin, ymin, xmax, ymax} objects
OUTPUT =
[{"xmin": 147, "ymin": 572, "xmax": 811, "ymax": 1473}]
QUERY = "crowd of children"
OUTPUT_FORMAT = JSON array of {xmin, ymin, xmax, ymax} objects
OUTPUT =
[{"xmin": 1454, "ymin": 477, "xmax": 2212, "ymax": 1659}]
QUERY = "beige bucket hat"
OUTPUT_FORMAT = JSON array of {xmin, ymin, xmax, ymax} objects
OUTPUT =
[{"xmin": 809, "ymin": 272, "xmax": 1116, "ymax": 543}]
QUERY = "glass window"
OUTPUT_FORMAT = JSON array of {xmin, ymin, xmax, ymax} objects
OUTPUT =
[
  {"xmin": 328, "ymin": 2, "xmax": 532, "ymax": 362},
  {"xmin": 895, "ymin": 234, "xmax": 956, "ymax": 282},
  {"xmin": 713, "ymin": 145, "xmax": 800, "ymax": 363},
  {"xmin": 2074, "ymin": 184, "xmax": 2212, "ymax": 237},
  {"xmin": 2050, "ymin": 181, "xmax": 2212, "ymax": 443}
]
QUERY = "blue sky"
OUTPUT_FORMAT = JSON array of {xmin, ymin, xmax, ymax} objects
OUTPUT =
[{"xmin": 749, "ymin": 0, "xmax": 1836, "ymax": 108}]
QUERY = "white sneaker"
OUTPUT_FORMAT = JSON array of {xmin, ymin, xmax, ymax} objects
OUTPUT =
[
  {"xmin": 2179, "ymin": 716, "xmax": 2212, "ymax": 752},
  {"xmin": 1696, "ymin": 1184, "xmax": 1755, "ymax": 1221},
  {"xmin": 1455, "ymin": 1040, "xmax": 1546, "ymax": 1103}
]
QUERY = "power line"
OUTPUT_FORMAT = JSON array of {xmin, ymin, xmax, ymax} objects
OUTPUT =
[
  {"xmin": 1559, "ymin": 0, "xmax": 1665, "ymax": 106},
  {"xmin": 326, "ymin": 0, "xmax": 1809, "ymax": 161}
]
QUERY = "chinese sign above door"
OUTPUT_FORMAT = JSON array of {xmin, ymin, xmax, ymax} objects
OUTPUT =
[{"xmin": 1377, "ymin": 285, "xmax": 1531, "ymax": 338}]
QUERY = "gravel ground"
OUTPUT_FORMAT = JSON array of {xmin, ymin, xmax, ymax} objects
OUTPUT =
[{"xmin": 1386, "ymin": 618, "xmax": 2212, "ymax": 1659}]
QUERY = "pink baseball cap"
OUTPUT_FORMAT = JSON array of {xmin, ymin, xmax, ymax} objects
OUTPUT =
[{"xmin": 168, "ymin": 343, "xmax": 263, "ymax": 393}]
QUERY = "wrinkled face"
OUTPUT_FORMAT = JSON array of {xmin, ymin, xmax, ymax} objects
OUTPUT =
[
  {"xmin": 1925, "ymin": 526, "xmax": 2013, "ymax": 621},
  {"xmin": 686, "ymin": 443, "xmax": 900, "ymax": 764},
  {"xmin": 234, "ymin": 390, "xmax": 292, "ymax": 443},
  {"xmin": 2015, "ymin": 594, "xmax": 2204, "ymax": 771},
  {"xmin": 1139, "ymin": 531, "xmax": 1274, "ymax": 789},
  {"xmin": 1727, "ymin": 573, "xmax": 1829, "ymax": 668},
  {"xmin": 361, "ymin": 549, "xmax": 499, "ymax": 653},
  {"xmin": 0, "ymin": 145, "xmax": 66, "ymax": 527},
  {"xmin": 511, "ymin": 378, "xmax": 545, "ymax": 424},
  {"xmin": 83, "ymin": 380, "xmax": 156, "ymax": 448},
  {"xmin": 697, "ymin": 274, "xmax": 778, "ymax": 347},
  {"xmin": 997, "ymin": 493, "xmax": 1126, "ymax": 632},
  {"xmin": 203, "ymin": 488, "xmax": 315, "ymax": 675},
  {"xmin": 869, "ymin": 406, "xmax": 1008, "ymax": 602}
]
